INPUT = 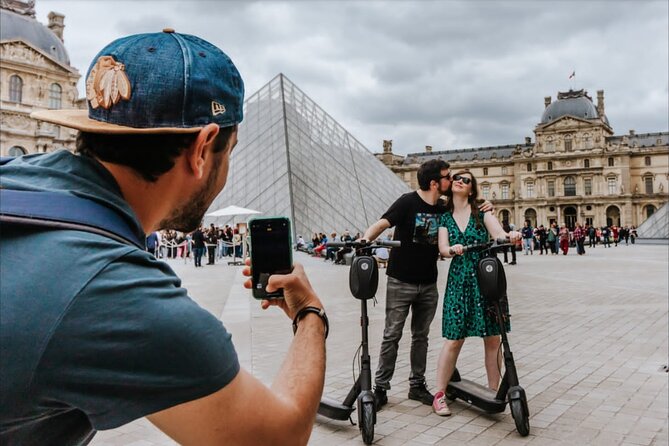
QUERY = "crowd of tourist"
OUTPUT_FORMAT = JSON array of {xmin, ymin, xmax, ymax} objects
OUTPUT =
[
  {"xmin": 512, "ymin": 220, "xmax": 638, "ymax": 257},
  {"xmin": 146, "ymin": 224, "xmax": 247, "ymax": 266}
]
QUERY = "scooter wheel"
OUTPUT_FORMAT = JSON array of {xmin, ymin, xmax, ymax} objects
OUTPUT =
[
  {"xmin": 359, "ymin": 401, "xmax": 375, "ymax": 445},
  {"xmin": 510, "ymin": 397, "xmax": 530, "ymax": 436}
]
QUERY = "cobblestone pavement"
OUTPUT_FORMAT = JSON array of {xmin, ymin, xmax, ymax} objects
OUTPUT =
[{"xmin": 91, "ymin": 243, "xmax": 668, "ymax": 446}]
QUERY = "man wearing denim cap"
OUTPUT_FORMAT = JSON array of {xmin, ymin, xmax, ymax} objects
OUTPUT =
[{"xmin": 0, "ymin": 30, "xmax": 326, "ymax": 445}]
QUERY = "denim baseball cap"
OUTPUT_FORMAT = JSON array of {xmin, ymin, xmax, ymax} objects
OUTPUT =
[{"xmin": 32, "ymin": 29, "xmax": 244, "ymax": 134}]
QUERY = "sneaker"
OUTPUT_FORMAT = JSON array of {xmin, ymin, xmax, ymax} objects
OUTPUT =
[
  {"xmin": 408, "ymin": 384, "xmax": 434, "ymax": 406},
  {"xmin": 432, "ymin": 391, "xmax": 451, "ymax": 416},
  {"xmin": 374, "ymin": 387, "xmax": 387, "ymax": 410}
]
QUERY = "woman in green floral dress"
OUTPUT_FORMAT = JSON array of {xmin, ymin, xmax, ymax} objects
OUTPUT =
[{"xmin": 431, "ymin": 170, "xmax": 521, "ymax": 416}]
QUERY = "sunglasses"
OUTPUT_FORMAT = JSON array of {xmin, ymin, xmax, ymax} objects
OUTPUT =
[
  {"xmin": 452, "ymin": 174, "xmax": 472, "ymax": 185},
  {"xmin": 438, "ymin": 174, "xmax": 451, "ymax": 181}
]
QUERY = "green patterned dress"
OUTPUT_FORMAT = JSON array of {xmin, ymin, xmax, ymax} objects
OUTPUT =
[{"xmin": 440, "ymin": 211, "xmax": 510, "ymax": 340}]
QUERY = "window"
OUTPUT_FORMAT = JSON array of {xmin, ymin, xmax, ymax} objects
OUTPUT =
[
  {"xmin": 584, "ymin": 178, "xmax": 592, "ymax": 195},
  {"xmin": 645, "ymin": 205, "xmax": 656, "ymax": 218},
  {"xmin": 564, "ymin": 136, "xmax": 573, "ymax": 152},
  {"xmin": 545, "ymin": 137, "xmax": 554, "ymax": 152},
  {"xmin": 645, "ymin": 176, "xmax": 653, "ymax": 194},
  {"xmin": 49, "ymin": 83, "xmax": 62, "ymax": 109},
  {"xmin": 483, "ymin": 167, "xmax": 488, "ymax": 176},
  {"xmin": 482, "ymin": 185, "xmax": 490, "ymax": 199},
  {"xmin": 564, "ymin": 176, "xmax": 576, "ymax": 196},
  {"xmin": 501, "ymin": 166, "xmax": 507, "ymax": 175},
  {"xmin": 526, "ymin": 182, "xmax": 534, "ymax": 198},
  {"xmin": 501, "ymin": 183, "xmax": 509, "ymax": 199},
  {"xmin": 608, "ymin": 157, "xmax": 614, "ymax": 167},
  {"xmin": 608, "ymin": 177, "xmax": 616, "ymax": 194},
  {"xmin": 9, "ymin": 75, "xmax": 23, "ymax": 102},
  {"xmin": 8, "ymin": 146, "xmax": 26, "ymax": 156},
  {"xmin": 526, "ymin": 163, "xmax": 532, "ymax": 172},
  {"xmin": 644, "ymin": 156, "xmax": 651, "ymax": 166},
  {"xmin": 584, "ymin": 159, "xmax": 590, "ymax": 168},
  {"xmin": 547, "ymin": 180, "xmax": 555, "ymax": 197},
  {"xmin": 547, "ymin": 161, "xmax": 553, "ymax": 171}
]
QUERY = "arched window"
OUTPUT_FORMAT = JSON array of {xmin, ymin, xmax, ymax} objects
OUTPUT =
[
  {"xmin": 564, "ymin": 176, "xmax": 576, "ymax": 196},
  {"xmin": 608, "ymin": 157, "xmax": 614, "ymax": 167},
  {"xmin": 644, "ymin": 156, "xmax": 651, "ymax": 166},
  {"xmin": 9, "ymin": 75, "xmax": 23, "ymax": 103},
  {"xmin": 49, "ymin": 83, "xmax": 62, "ymax": 109},
  {"xmin": 584, "ymin": 159, "xmax": 590, "ymax": 168},
  {"xmin": 547, "ymin": 161, "xmax": 553, "ymax": 171},
  {"xmin": 8, "ymin": 146, "xmax": 27, "ymax": 156}
]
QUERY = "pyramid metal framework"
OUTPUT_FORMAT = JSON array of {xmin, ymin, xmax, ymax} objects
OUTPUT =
[{"xmin": 207, "ymin": 74, "xmax": 410, "ymax": 238}]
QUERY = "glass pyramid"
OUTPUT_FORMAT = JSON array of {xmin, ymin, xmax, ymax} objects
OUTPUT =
[{"xmin": 207, "ymin": 74, "xmax": 410, "ymax": 239}]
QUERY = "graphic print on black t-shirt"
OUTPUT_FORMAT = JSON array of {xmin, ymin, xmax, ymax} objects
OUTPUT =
[{"xmin": 413, "ymin": 212, "xmax": 440, "ymax": 245}]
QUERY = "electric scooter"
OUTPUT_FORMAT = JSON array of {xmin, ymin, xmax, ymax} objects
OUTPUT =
[
  {"xmin": 317, "ymin": 239, "xmax": 400, "ymax": 445},
  {"xmin": 445, "ymin": 239, "xmax": 531, "ymax": 437}
]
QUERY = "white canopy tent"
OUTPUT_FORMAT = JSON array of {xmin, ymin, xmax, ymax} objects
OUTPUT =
[{"xmin": 205, "ymin": 205, "xmax": 261, "ymax": 265}]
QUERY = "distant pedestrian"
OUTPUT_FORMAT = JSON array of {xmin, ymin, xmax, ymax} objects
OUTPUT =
[
  {"xmin": 559, "ymin": 225, "xmax": 570, "ymax": 255},
  {"xmin": 521, "ymin": 220, "xmax": 534, "ymax": 255}
]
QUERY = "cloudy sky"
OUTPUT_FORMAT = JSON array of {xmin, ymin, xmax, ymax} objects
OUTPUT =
[{"xmin": 35, "ymin": 0, "xmax": 668, "ymax": 155}]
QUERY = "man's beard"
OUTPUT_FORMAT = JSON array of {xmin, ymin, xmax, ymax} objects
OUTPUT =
[{"xmin": 158, "ymin": 153, "xmax": 223, "ymax": 233}]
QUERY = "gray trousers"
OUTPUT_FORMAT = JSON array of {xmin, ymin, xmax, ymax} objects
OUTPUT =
[{"xmin": 374, "ymin": 276, "xmax": 439, "ymax": 390}]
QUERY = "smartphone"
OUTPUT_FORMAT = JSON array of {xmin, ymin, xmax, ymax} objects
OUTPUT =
[{"xmin": 249, "ymin": 217, "xmax": 293, "ymax": 299}]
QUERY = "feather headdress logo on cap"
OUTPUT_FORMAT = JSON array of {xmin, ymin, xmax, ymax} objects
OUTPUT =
[{"xmin": 86, "ymin": 56, "xmax": 131, "ymax": 109}]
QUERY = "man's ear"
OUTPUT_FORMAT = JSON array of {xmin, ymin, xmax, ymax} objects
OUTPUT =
[{"xmin": 186, "ymin": 123, "xmax": 220, "ymax": 179}]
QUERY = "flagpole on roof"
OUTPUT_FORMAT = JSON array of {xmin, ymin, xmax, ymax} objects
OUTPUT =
[{"xmin": 568, "ymin": 70, "xmax": 575, "ymax": 90}]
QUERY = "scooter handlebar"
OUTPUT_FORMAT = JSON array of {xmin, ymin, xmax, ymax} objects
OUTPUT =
[
  {"xmin": 460, "ymin": 238, "xmax": 511, "ymax": 253},
  {"xmin": 326, "ymin": 240, "xmax": 401, "ymax": 249}
]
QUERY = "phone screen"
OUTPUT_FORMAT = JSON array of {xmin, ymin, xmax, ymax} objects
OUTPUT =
[{"xmin": 250, "ymin": 217, "xmax": 292, "ymax": 299}]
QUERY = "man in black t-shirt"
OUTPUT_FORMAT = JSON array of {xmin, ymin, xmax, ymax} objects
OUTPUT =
[{"xmin": 362, "ymin": 160, "xmax": 492, "ymax": 409}]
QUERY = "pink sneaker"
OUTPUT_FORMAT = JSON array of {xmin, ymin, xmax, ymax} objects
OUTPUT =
[{"xmin": 432, "ymin": 391, "xmax": 451, "ymax": 416}]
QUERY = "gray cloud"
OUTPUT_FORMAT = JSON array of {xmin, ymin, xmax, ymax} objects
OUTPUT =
[{"xmin": 35, "ymin": 0, "xmax": 668, "ymax": 154}]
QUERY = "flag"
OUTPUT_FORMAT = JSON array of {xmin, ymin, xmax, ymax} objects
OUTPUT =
[{"xmin": 569, "ymin": 71, "xmax": 575, "ymax": 79}]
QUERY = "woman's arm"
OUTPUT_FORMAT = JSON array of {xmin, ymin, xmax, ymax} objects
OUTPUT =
[{"xmin": 438, "ymin": 227, "xmax": 454, "ymax": 257}]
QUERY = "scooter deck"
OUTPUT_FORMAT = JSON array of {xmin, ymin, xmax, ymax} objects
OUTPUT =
[
  {"xmin": 447, "ymin": 379, "xmax": 506, "ymax": 414},
  {"xmin": 318, "ymin": 396, "xmax": 355, "ymax": 420}
]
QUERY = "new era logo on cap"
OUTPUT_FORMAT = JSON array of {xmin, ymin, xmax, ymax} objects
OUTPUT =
[{"xmin": 211, "ymin": 101, "xmax": 226, "ymax": 116}]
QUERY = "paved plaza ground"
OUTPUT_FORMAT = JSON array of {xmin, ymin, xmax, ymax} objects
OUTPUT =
[{"xmin": 91, "ymin": 243, "xmax": 668, "ymax": 446}]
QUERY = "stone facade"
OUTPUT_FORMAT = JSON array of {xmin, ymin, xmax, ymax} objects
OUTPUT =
[
  {"xmin": 376, "ymin": 89, "xmax": 669, "ymax": 229},
  {"xmin": 0, "ymin": 2, "xmax": 82, "ymax": 156}
]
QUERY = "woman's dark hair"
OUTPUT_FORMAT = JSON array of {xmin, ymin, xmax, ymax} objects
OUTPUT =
[
  {"xmin": 76, "ymin": 125, "xmax": 237, "ymax": 182},
  {"xmin": 445, "ymin": 169, "xmax": 483, "ymax": 229},
  {"xmin": 417, "ymin": 159, "xmax": 450, "ymax": 191}
]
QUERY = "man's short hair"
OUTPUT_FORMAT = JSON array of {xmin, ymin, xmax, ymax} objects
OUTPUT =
[
  {"xmin": 75, "ymin": 125, "xmax": 236, "ymax": 182},
  {"xmin": 417, "ymin": 159, "xmax": 450, "ymax": 191}
]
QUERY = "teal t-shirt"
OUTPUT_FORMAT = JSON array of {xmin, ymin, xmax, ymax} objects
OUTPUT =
[{"xmin": 0, "ymin": 151, "xmax": 239, "ymax": 445}]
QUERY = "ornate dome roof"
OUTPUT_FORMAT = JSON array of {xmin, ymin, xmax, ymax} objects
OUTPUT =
[
  {"xmin": 0, "ymin": 7, "xmax": 70, "ymax": 66},
  {"xmin": 541, "ymin": 89, "xmax": 599, "ymax": 124}
]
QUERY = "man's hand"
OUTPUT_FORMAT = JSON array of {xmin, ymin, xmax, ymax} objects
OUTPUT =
[
  {"xmin": 243, "ymin": 259, "xmax": 322, "ymax": 319},
  {"xmin": 478, "ymin": 200, "xmax": 494, "ymax": 213}
]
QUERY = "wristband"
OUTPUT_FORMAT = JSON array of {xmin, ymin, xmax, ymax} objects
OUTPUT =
[{"xmin": 292, "ymin": 306, "xmax": 329, "ymax": 339}]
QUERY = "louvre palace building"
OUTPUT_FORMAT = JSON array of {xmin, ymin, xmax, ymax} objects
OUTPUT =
[
  {"xmin": 0, "ymin": 0, "xmax": 83, "ymax": 157},
  {"xmin": 377, "ymin": 89, "xmax": 668, "ymax": 230}
]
